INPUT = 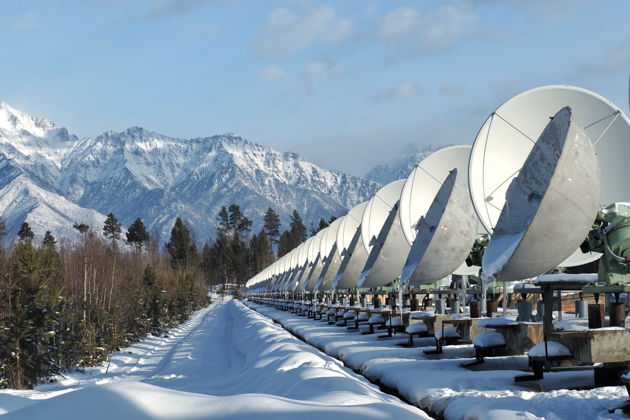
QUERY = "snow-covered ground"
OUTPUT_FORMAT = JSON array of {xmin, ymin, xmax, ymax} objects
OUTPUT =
[
  {"xmin": 246, "ymin": 301, "xmax": 630, "ymax": 419},
  {"xmin": 0, "ymin": 298, "xmax": 429, "ymax": 419}
]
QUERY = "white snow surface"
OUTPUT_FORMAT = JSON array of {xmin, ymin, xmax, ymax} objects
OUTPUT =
[
  {"xmin": 554, "ymin": 318, "xmax": 590, "ymax": 331},
  {"xmin": 0, "ymin": 298, "xmax": 429, "ymax": 419},
  {"xmin": 435, "ymin": 327, "xmax": 460, "ymax": 339},
  {"xmin": 406, "ymin": 323, "xmax": 428, "ymax": 334},
  {"xmin": 472, "ymin": 331, "xmax": 506, "ymax": 348},
  {"xmin": 247, "ymin": 301, "xmax": 630, "ymax": 419},
  {"xmin": 528, "ymin": 341, "xmax": 572, "ymax": 358}
]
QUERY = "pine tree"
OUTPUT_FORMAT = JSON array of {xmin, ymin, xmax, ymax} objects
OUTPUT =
[
  {"xmin": 263, "ymin": 207, "xmax": 281, "ymax": 244},
  {"xmin": 251, "ymin": 229, "xmax": 273, "ymax": 273},
  {"xmin": 142, "ymin": 266, "xmax": 166, "ymax": 334},
  {"xmin": 126, "ymin": 218, "xmax": 149, "ymax": 251},
  {"xmin": 17, "ymin": 222, "xmax": 34, "ymax": 243},
  {"xmin": 166, "ymin": 218, "xmax": 194, "ymax": 268},
  {"xmin": 311, "ymin": 217, "xmax": 329, "ymax": 236},
  {"xmin": 228, "ymin": 204, "xmax": 252, "ymax": 236},
  {"xmin": 72, "ymin": 223, "xmax": 89, "ymax": 235},
  {"xmin": 42, "ymin": 231, "xmax": 57, "ymax": 248},
  {"xmin": 289, "ymin": 209, "xmax": 307, "ymax": 244},
  {"xmin": 278, "ymin": 231, "xmax": 292, "ymax": 257},
  {"xmin": 0, "ymin": 243, "xmax": 62, "ymax": 388},
  {"xmin": 103, "ymin": 213, "xmax": 122, "ymax": 242},
  {"xmin": 0, "ymin": 217, "xmax": 7, "ymax": 242},
  {"xmin": 216, "ymin": 206, "xmax": 230, "ymax": 235}
]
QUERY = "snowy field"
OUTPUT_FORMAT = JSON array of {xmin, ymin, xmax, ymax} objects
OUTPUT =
[
  {"xmin": 246, "ymin": 301, "xmax": 630, "ymax": 419},
  {"xmin": 0, "ymin": 298, "xmax": 429, "ymax": 419}
]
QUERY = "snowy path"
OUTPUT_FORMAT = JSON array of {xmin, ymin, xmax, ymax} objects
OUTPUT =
[
  {"xmin": 0, "ymin": 298, "xmax": 430, "ymax": 419},
  {"xmin": 246, "ymin": 301, "xmax": 630, "ymax": 420}
]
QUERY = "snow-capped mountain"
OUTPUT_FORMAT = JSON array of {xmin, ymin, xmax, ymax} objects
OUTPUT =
[
  {"xmin": 0, "ymin": 102, "xmax": 379, "ymax": 245},
  {"xmin": 364, "ymin": 144, "xmax": 447, "ymax": 185}
]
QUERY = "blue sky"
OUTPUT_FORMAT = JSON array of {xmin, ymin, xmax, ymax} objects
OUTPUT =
[{"xmin": 1, "ymin": 0, "xmax": 629, "ymax": 175}]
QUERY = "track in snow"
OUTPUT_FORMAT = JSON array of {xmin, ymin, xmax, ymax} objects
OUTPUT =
[{"xmin": 0, "ymin": 298, "xmax": 430, "ymax": 420}]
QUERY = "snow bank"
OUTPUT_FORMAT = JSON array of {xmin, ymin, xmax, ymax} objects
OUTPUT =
[
  {"xmin": 0, "ymin": 299, "xmax": 429, "ymax": 420},
  {"xmin": 528, "ymin": 341, "xmax": 572, "ymax": 358},
  {"xmin": 405, "ymin": 323, "xmax": 428, "ymax": 334},
  {"xmin": 410, "ymin": 311, "xmax": 433, "ymax": 319},
  {"xmin": 247, "ymin": 301, "xmax": 629, "ymax": 419},
  {"xmin": 368, "ymin": 314, "xmax": 385, "ymax": 324},
  {"xmin": 435, "ymin": 326, "xmax": 460, "ymax": 339},
  {"xmin": 472, "ymin": 331, "xmax": 506, "ymax": 347},
  {"xmin": 554, "ymin": 318, "xmax": 589, "ymax": 331}
]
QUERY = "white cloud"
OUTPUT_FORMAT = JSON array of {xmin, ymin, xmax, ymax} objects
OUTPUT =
[
  {"xmin": 369, "ymin": 82, "xmax": 420, "ymax": 102},
  {"xmin": 256, "ymin": 5, "xmax": 353, "ymax": 58},
  {"xmin": 304, "ymin": 59, "xmax": 338, "ymax": 77},
  {"xmin": 259, "ymin": 66, "xmax": 288, "ymax": 83},
  {"xmin": 377, "ymin": 4, "xmax": 477, "ymax": 57}
]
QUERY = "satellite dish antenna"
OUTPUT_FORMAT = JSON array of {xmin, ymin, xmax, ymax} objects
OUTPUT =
[
  {"xmin": 277, "ymin": 250, "xmax": 297, "ymax": 291},
  {"xmin": 300, "ymin": 227, "xmax": 328, "ymax": 292},
  {"xmin": 289, "ymin": 242, "xmax": 310, "ymax": 291},
  {"xmin": 469, "ymin": 85, "xmax": 630, "ymax": 267},
  {"xmin": 482, "ymin": 107, "xmax": 600, "ymax": 282},
  {"xmin": 314, "ymin": 216, "xmax": 345, "ymax": 291},
  {"xmin": 401, "ymin": 168, "xmax": 478, "ymax": 286},
  {"xmin": 357, "ymin": 179, "xmax": 406, "ymax": 288},
  {"xmin": 290, "ymin": 237, "xmax": 313, "ymax": 292},
  {"xmin": 397, "ymin": 145, "xmax": 484, "ymax": 280},
  {"xmin": 333, "ymin": 201, "xmax": 369, "ymax": 290}
]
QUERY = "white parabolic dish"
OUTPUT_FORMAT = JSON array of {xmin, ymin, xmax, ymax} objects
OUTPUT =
[
  {"xmin": 315, "ymin": 216, "xmax": 345, "ymax": 291},
  {"xmin": 333, "ymin": 201, "xmax": 369, "ymax": 289},
  {"xmin": 301, "ymin": 227, "xmax": 328, "ymax": 292},
  {"xmin": 401, "ymin": 168, "xmax": 478, "ymax": 286},
  {"xmin": 400, "ymin": 145, "xmax": 478, "ymax": 247},
  {"xmin": 357, "ymin": 179, "xmax": 406, "ymax": 288},
  {"xmin": 469, "ymin": 85, "xmax": 630, "ymax": 267},
  {"xmin": 482, "ymin": 107, "xmax": 600, "ymax": 282}
]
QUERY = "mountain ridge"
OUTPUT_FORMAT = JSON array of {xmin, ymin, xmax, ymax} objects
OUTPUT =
[{"xmin": 0, "ymin": 103, "xmax": 380, "ymax": 245}]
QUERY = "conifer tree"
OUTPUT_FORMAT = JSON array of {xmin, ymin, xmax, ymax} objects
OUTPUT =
[
  {"xmin": 263, "ymin": 207, "xmax": 281, "ymax": 244},
  {"xmin": 216, "ymin": 206, "xmax": 230, "ymax": 234},
  {"xmin": 278, "ymin": 231, "xmax": 292, "ymax": 257},
  {"xmin": 126, "ymin": 218, "xmax": 149, "ymax": 251},
  {"xmin": 251, "ymin": 229, "xmax": 273, "ymax": 272},
  {"xmin": 0, "ymin": 242, "xmax": 62, "ymax": 388},
  {"xmin": 142, "ymin": 266, "xmax": 166, "ymax": 334},
  {"xmin": 73, "ymin": 223, "xmax": 89, "ymax": 235},
  {"xmin": 17, "ymin": 222, "xmax": 34, "ymax": 242},
  {"xmin": 42, "ymin": 231, "xmax": 57, "ymax": 248},
  {"xmin": 103, "ymin": 213, "xmax": 122, "ymax": 242},
  {"xmin": 289, "ymin": 209, "xmax": 307, "ymax": 244},
  {"xmin": 0, "ymin": 217, "xmax": 7, "ymax": 242},
  {"xmin": 228, "ymin": 204, "xmax": 252, "ymax": 236},
  {"xmin": 311, "ymin": 217, "xmax": 329, "ymax": 236},
  {"xmin": 166, "ymin": 218, "xmax": 194, "ymax": 268}
]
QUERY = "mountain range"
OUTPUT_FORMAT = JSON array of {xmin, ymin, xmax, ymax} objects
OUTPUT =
[
  {"xmin": 364, "ymin": 143, "xmax": 445, "ymax": 185},
  {"xmin": 0, "ymin": 102, "xmax": 381, "ymax": 245}
]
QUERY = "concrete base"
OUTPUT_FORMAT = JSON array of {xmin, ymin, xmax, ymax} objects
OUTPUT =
[{"xmin": 549, "ymin": 329, "xmax": 630, "ymax": 364}]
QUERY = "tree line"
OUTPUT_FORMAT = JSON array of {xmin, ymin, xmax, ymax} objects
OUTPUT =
[
  {"xmin": 0, "ymin": 215, "xmax": 208, "ymax": 389},
  {"xmin": 201, "ymin": 205, "xmax": 334, "ymax": 287},
  {"xmin": 0, "ymin": 205, "xmax": 329, "ymax": 389}
]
